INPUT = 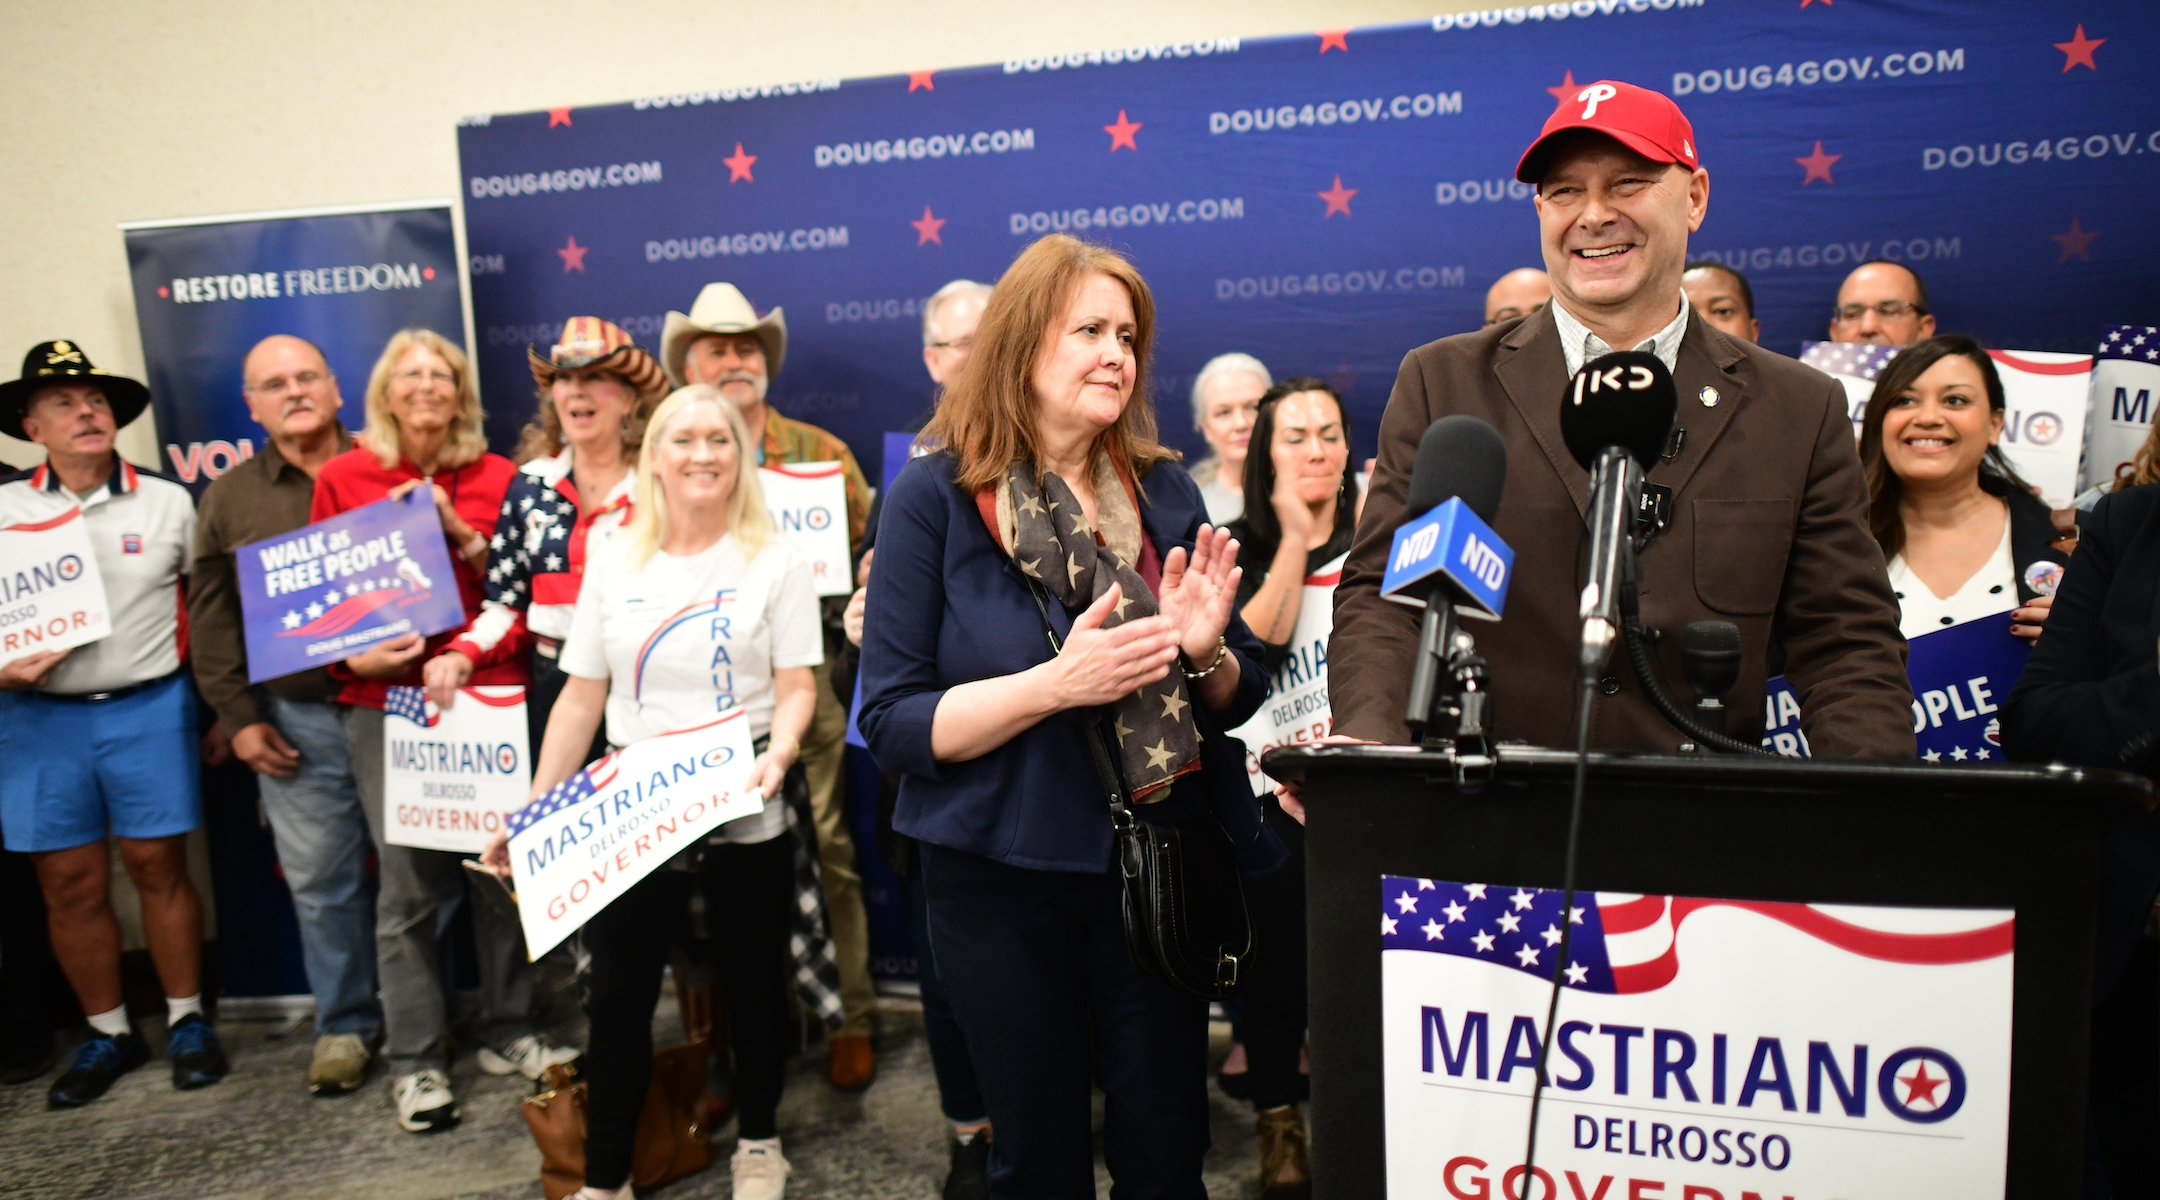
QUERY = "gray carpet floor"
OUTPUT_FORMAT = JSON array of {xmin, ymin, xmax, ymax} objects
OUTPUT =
[{"xmin": 0, "ymin": 999, "xmax": 1271, "ymax": 1200}]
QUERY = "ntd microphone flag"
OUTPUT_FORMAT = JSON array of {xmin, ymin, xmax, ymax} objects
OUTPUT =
[{"xmin": 1380, "ymin": 497, "xmax": 1512, "ymax": 619}]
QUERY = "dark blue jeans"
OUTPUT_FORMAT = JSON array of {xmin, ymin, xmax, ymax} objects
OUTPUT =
[
  {"xmin": 905, "ymin": 865, "xmax": 987, "ymax": 1125},
  {"xmin": 922, "ymin": 842, "xmax": 1210, "ymax": 1200}
]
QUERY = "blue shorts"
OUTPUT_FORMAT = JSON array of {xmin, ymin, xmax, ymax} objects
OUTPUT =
[{"xmin": 0, "ymin": 672, "xmax": 202, "ymax": 853}]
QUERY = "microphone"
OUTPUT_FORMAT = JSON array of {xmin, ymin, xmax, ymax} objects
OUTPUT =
[
  {"xmin": 1681, "ymin": 620, "xmax": 1744, "ymax": 736},
  {"xmin": 1559, "ymin": 352, "xmax": 1676, "ymax": 683},
  {"xmin": 1381, "ymin": 416, "xmax": 1510, "ymax": 741}
]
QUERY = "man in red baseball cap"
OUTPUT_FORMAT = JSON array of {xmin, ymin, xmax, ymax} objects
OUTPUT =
[{"xmin": 1322, "ymin": 79, "xmax": 1914, "ymax": 764}]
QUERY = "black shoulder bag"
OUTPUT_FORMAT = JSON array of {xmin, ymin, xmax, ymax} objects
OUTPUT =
[{"xmin": 1025, "ymin": 579, "xmax": 1253, "ymax": 1001}]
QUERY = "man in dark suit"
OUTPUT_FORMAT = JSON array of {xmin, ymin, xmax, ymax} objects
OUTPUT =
[{"xmin": 1329, "ymin": 80, "xmax": 1913, "ymax": 757}]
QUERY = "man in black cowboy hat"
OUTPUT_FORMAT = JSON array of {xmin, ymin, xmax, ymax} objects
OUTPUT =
[{"xmin": 0, "ymin": 341, "xmax": 230, "ymax": 1108}]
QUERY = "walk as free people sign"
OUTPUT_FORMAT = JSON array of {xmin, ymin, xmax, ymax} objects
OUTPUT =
[{"xmin": 506, "ymin": 708, "xmax": 764, "ymax": 956}]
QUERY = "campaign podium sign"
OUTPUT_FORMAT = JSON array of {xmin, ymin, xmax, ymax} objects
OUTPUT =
[
  {"xmin": 1227, "ymin": 553, "xmax": 1345, "ymax": 794},
  {"xmin": 381, "ymin": 685, "xmax": 530, "ymax": 853},
  {"xmin": 760, "ymin": 462, "xmax": 851, "ymax": 596},
  {"xmin": 506, "ymin": 708, "xmax": 763, "ymax": 956},
  {"xmin": 234, "ymin": 489, "xmax": 467, "ymax": 682},
  {"xmin": 0, "ymin": 506, "xmax": 113, "ymax": 665},
  {"xmin": 1764, "ymin": 614, "xmax": 2029, "ymax": 760},
  {"xmin": 1380, "ymin": 874, "xmax": 2013, "ymax": 1198}
]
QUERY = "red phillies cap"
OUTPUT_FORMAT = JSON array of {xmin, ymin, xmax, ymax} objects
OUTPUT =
[{"xmin": 1516, "ymin": 80, "xmax": 1699, "ymax": 183}]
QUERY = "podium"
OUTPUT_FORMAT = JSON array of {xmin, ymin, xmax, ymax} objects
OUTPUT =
[{"xmin": 1263, "ymin": 744, "xmax": 2151, "ymax": 1199}]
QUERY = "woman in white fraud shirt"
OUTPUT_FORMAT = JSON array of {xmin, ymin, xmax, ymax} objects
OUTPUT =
[{"xmin": 488, "ymin": 384, "xmax": 822, "ymax": 1200}]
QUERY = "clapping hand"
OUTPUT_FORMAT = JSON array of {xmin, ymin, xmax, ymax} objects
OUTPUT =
[{"xmin": 1156, "ymin": 524, "xmax": 1243, "ymax": 663}]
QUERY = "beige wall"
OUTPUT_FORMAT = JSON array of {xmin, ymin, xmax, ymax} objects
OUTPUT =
[{"xmin": 0, "ymin": 0, "xmax": 1484, "ymax": 470}]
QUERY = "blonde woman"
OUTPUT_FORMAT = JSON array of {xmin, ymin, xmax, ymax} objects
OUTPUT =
[
  {"xmin": 485, "ymin": 385, "xmax": 822, "ymax": 1200},
  {"xmin": 308, "ymin": 328, "xmax": 571, "ymax": 1132}
]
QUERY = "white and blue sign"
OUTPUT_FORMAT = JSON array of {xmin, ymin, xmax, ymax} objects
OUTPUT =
[
  {"xmin": 1381, "ymin": 874, "xmax": 2014, "ymax": 1197},
  {"xmin": 234, "ymin": 489, "xmax": 468, "ymax": 682},
  {"xmin": 1765, "ymin": 614, "xmax": 2028, "ymax": 760},
  {"xmin": 1381, "ymin": 497, "xmax": 1512, "ymax": 618},
  {"xmin": 122, "ymin": 203, "xmax": 466, "ymax": 491}
]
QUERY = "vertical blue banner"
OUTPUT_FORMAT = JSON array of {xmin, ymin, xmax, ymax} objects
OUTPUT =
[{"xmin": 123, "ymin": 203, "xmax": 466, "ymax": 492}]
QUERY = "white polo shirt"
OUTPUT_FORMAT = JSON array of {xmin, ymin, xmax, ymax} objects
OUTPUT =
[{"xmin": 0, "ymin": 458, "xmax": 194, "ymax": 694}]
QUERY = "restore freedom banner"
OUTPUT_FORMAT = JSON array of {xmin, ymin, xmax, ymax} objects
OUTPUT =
[
  {"xmin": 1381, "ymin": 875, "xmax": 2013, "ymax": 1198},
  {"xmin": 507, "ymin": 708, "xmax": 763, "ymax": 956},
  {"xmin": 234, "ymin": 489, "xmax": 467, "ymax": 682},
  {"xmin": 0, "ymin": 506, "xmax": 113, "ymax": 666},
  {"xmin": 381, "ymin": 685, "xmax": 530, "ymax": 853}
]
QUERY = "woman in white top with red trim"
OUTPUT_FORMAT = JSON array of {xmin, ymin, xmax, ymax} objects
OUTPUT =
[
  {"xmin": 487, "ymin": 384, "xmax": 821, "ymax": 1200},
  {"xmin": 1856, "ymin": 335, "xmax": 2071, "ymax": 645}
]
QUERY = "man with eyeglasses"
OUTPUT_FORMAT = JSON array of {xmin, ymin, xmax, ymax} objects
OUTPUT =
[
  {"xmin": 1828, "ymin": 260, "xmax": 1936, "ymax": 346},
  {"xmin": 188, "ymin": 334, "xmax": 383, "ymax": 1097}
]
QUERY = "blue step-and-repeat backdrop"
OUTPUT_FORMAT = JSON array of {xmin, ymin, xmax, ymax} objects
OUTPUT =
[{"xmin": 458, "ymin": 0, "xmax": 2155, "ymax": 472}]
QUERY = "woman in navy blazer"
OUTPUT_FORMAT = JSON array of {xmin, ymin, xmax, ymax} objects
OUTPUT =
[
  {"xmin": 2002, "ymin": 484, "xmax": 2160, "ymax": 1195},
  {"xmin": 860, "ymin": 235, "xmax": 1279, "ymax": 1199}
]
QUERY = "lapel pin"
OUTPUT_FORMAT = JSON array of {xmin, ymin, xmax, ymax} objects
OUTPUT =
[{"xmin": 1698, "ymin": 385, "xmax": 1720, "ymax": 408}]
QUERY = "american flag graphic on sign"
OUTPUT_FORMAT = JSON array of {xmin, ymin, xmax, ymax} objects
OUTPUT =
[
  {"xmin": 384, "ymin": 686, "xmax": 440, "ymax": 728},
  {"xmin": 1379, "ymin": 875, "xmax": 2014, "ymax": 994}
]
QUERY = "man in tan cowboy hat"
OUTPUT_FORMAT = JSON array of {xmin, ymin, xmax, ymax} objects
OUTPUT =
[{"xmin": 662, "ymin": 283, "xmax": 880, "ymax": 1091}]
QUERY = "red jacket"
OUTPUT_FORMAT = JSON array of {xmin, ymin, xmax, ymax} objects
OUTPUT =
[{"xmin": 309, "ymin": 447, "xmax": 529, "ymax": 709}]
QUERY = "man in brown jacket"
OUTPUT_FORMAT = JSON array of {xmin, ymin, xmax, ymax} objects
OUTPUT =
[
  {"xmin": 189, "ymin": 335, "xmax": 383, "ymax": 1094},
  {"xmin": 1330, "ymin": 81, "xmax": 1913, "ymax": 758}
]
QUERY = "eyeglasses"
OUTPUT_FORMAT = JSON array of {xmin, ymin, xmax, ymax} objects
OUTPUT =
[
  {"xmin": 1832, "ymin": 300, "xmax": 1928, "ymax": 324},
  {"xmin": 393, "ymin": 368, "xmax": 457, "ymax": 387},
  {"xmin": 928, "ymin": 336, "xmax": 975, "ymax": 351},
  {"xmin": 247, "ymin": 370, "xmax": 326, "ymax": 398}
]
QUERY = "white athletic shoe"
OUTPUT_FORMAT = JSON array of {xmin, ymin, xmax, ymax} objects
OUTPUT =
[
  {"xmin": 569, "ymin": 1186, "xmax": 632, "ymax": 1200},
  {"xmin": 477, "ymin": 1034, "xmax": 581, "ymax": 1080},
  {"xmin": 393, "ymin": 1069, "xmax": 459, "ymax": 1132},
  {"xmin": 731, "ymin": 1137, "xmax": 792, "ymax": 1200}
]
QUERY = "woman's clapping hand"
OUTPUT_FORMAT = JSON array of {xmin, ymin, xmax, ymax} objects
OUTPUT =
[
  {"xmin": 1157, "ymin": 524, "xmax": 1243, "ymax": 663},
  {"xmin": 1046, "ymin": 583, "xmax": 1181, "ymax": 708}
]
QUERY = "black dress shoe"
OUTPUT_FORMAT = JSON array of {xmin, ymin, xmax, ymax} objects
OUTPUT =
[
  {"xmin": 943, "ymin": 1133, "xmax": 991, "ymax": 1200},
  {"xmin": 168, "ymin": 1014, "xmax": 229, "ymax": 1090},
  {"xmin": 1, "ymin": 1029, "xmax": 55, "ymax": 1085},
  {"xmin": 47, "ymin": 1032, "xmax": 150, "ymax": 1108}
]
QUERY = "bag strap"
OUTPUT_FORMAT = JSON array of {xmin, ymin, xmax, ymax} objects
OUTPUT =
[{"xmin": 1023, "ymin": 577, "xmax": 1137, "ymax": 834}]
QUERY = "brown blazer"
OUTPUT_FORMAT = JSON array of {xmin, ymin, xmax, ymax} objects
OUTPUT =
[{"xmin": 1330, "ymin": 306, "xmax": 1915, "ymax": 758}]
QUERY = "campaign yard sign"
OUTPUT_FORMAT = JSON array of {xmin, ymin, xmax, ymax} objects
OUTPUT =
[
  {"xmin": 1765, "ymin": 614, "xmax": 2028, "ymax": 761},
  {"xmin": 2082, "ymin": 325, "xmax": 2160, "ymax": 495},
  {"xmin": 507, "ymin": 708, "xmax": 762, "ymax": 956},
  {"xmin": 1227, "ymin": 553, "xmax": 1345, "ymax": 795},
  {"xmin": 1381, "ymin": 875, "xmax": 2013, "ymax": 1198},
  {"xmin": 381, "ymin": 685, "xmax": 530, "ymax": 853},
  {"xmin": 234, "ymin": 489, "xmax": 467, "ymax": 682},
  {"xmin": 759, "ymin": 462, "xmax": 851, "ymax": 596},
  {"xmin": 1802, "ymin": 342, "xmax": 2092, "ymax": 508},
  {"xmin": 0, "ymin": 506, "xmax": 113, "ymax": 666}
]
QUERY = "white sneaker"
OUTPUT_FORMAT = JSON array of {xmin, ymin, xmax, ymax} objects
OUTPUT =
[
  {"xmin": 569, "ymin": 1187, "xmax": 632, "ymax": 1200},
  {"xmin": 731, "ymin": 1137, "xmax": 791, "ymax": 1200},
  {"xmin": 393, "ymin": 1069, "xmax": 459, "ymax": 1133},
  {"xmin": 477, "ymin": 1034, "xmax": 580, "ymax": 1079}
]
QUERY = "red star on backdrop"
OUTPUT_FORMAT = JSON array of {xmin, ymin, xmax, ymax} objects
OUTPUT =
[
  {"xmin": 723, "ymin": 143, "xmax": 758, "ymax": 183},
  {"xmin": 908, "ymin": 70, "xmax": 936, "ymax": 92},
  {"xmin": 2054, "ymin": 25, "xmax": 2104, "ymax": 72},
  {"xmin": 547, "ymin": 107, "xmax": 573, "ymax": 128},
  {"xmin": 156, "ymin": 286, "xmax": 169, "ymax": 298},
  {"xmin": 1317, "ymin": 29, "xmax": 1350, "ymax": 54},
  {"xmin": 1799, "ymin": 0, "xmax": 1831, "ymax": 8},
  {"xmin": 911, "ymin": 206, "xmax": 947, "ymax": 245},
  {"xmin": 1546, "ymin": 69, "xmax": 1581, "ymax": 108},
  {"xmin": 1795, "ymin": 140, "xmax": 1841, "ymax": 186},
  {"xmin": 1317, "ymin": 176, "xmax": 1358, "ymax": 218},
  {"xmin": 2053, "ymin": 217, "xmax": 2099, "ymax": 262},
  {"xmin": 1103, "ymin": 110, "xmax": 1142, "ymax": 152},
  {"xmin": 1899, "ymin": 1061, "xmax": 1947, "ymax": 1109},
  {"xmin": 422, "ymin": 266, "xmax": 435, "ymax": 280},
  {"xmin": 557, "ymin": 236, "xmax": 589, "ymax": 272}
]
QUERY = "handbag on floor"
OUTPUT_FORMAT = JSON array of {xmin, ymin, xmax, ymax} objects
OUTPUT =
[
  {"xmin": 520, "ymin": 973, "xmax": 718, "ymax": 1200},
  {"xmin": 1023, "ymin": 579, "xmax": 1255, "ymax": 1001}
]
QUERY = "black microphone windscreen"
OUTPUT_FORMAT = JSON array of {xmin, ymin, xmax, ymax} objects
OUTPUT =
[
  {"xmin": 1560, "ymin": 351, "xmax": 1678, "ymax": 471},
  {"xmin": 1681, "ymin": 620, "xmax": 1743, "ymax": 657},
  {"xmin": 1404, "ymin": 414, "xmax": 1508, "ymax": 524}
]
